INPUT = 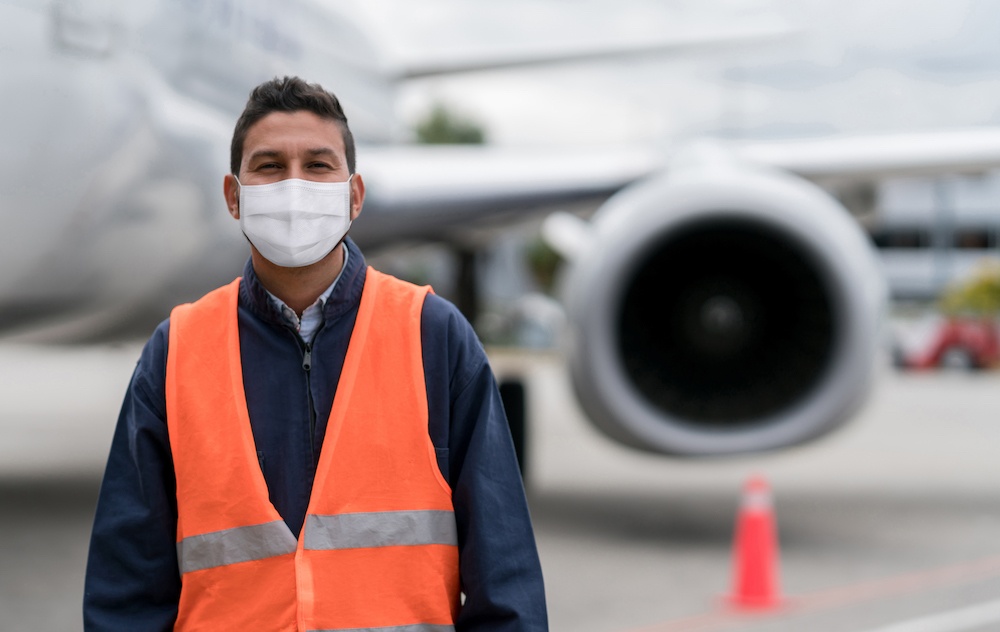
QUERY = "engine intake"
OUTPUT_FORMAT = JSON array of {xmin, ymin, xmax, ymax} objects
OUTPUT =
[{"xmin": 560, "ymin": 164, "xmax": 885, "ymax": 456}]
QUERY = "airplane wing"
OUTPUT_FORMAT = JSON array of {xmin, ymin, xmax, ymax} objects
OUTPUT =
[
  {"xmin": 353, "ymin": 144, "xmax": 664, "ymax": 247},
  {"xmin": 733, "ymin": 127, "xmax": 1000, "ymax": 181},
  {"xmin": 390, "ymin": 23, "xmax": 798, "ymax": 79},
  {"xmin": 354, "ymin": 126, "xmax": 1000, "ymax": 247}
]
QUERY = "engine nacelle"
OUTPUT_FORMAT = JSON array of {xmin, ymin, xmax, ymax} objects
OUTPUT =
[{"xmin": 558, "ymin": 162, "xmax": 886, "ymax": 456}]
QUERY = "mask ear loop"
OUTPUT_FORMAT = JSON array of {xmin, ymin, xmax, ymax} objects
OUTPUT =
[
  {"xmin": 346, "ymin": 173, "xmax": 355, "ymax": 215},
  {"xmin": 231, "ymin": 175, "xmax": 242, "ymax": 214}
]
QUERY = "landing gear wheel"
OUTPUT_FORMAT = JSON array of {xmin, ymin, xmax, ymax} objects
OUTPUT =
[{"xmin": 499, "ymin": 380, "xmax": 527, "ymax": 481}]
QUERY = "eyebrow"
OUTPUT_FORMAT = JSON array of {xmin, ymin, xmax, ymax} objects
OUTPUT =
[
  {"xmin": 247, "ymin": 149, "xmax": 283, "ymax": 163},
  {"xmin": 247, "ymin": 148, "xmax": 341, "ymax": 163},
  {"xmin": 305, "ymin": 148, "xmax": 337, "ymax": 158},
  {"xmin": 304, "ymin": 148, "xmax": 343, "ymax": 165}
]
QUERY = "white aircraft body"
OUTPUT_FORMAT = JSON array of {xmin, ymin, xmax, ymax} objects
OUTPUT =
[{"xmin": 4, "ymin": 0, "xmax": 1000, "ymax": 460}]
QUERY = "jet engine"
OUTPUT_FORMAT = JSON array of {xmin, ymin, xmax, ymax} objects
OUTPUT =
[{"xmin": 555, "ymin": 161, "xmax": 886, "ymax": 456}]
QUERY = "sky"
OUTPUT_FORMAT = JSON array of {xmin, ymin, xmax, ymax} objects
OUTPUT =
[{"xmin": 338, "ymin": 0, "xmax": 1000, "ymax": 146}]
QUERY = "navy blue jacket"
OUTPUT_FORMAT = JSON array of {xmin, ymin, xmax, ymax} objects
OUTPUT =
[{"xmin": 84, "ymin": 238, "xmax": 547, "ymax": 631}]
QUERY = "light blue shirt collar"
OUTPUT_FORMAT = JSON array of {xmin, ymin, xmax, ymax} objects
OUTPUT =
[{"xmin": 265, "ymin": 246, "xmax": 349, "ymax": 343}]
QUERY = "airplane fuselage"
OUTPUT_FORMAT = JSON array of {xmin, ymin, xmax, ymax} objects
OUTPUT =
[{"xmin": 0, "ymin": 0, "xmax": 394, "ymax": 340}]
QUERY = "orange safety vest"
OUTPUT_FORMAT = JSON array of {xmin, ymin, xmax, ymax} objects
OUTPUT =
[{"xmin": 165, "ymin": 268, "xmax": 459, "ymax": 632}]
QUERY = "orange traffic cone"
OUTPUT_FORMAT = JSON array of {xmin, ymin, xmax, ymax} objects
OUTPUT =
[{"xmin": 727, "ymin": 475, "xmax": 782, "ymax": 610}]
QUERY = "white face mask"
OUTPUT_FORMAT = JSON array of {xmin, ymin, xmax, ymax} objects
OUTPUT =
[{"xmin": 236, "ymin": 176, "xmax": 353, "ymax": 268}]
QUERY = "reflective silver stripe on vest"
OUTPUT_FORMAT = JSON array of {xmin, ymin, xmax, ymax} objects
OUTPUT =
[
  {"xmin": 309, "ymin": 625, "xmax": 455, "ymax": 632},
  {"xmin": 304, "ymin": 510, "xmax": 457, "ymax": 551},
  {"xmin": 177, "ymin": 520, "xmax": 297, "ymax": 574}
]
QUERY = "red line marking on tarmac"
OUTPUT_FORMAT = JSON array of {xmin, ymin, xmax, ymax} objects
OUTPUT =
[{"xmin": 620, "ymin": 554, "xmax": 1000, "ymax": 632}]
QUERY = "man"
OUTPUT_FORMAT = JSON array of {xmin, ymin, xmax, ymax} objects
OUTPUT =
[{"xmin": 84, "ymin": 76, "xmax": 548, "ymax": 631}]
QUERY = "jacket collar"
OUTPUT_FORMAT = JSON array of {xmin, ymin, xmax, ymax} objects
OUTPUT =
[{"xmin": 239, "ymin": 237, "xmax": 367, "ymax": 328}]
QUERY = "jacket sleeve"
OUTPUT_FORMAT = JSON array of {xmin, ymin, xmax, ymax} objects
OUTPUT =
[
  {"xmin": 422, "ymin": 295, "xmax": 549, "ymax": 631},
  {"xmin": 83, "ymin": 323, "xmax": 180, "ymax": 631}
]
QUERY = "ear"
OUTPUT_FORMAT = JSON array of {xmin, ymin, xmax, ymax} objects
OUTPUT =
[
  {"xmin": 349, "ymin": 172, "xmax": 366, "ymax": 221},
  {"xmin": 223, "ymin": 174, "xmax": 240, "ymax": 219}
]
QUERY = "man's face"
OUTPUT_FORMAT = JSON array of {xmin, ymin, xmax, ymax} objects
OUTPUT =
[{"xmin": 224, "ymin": 110, "xmax": 364, "ymax": 221}]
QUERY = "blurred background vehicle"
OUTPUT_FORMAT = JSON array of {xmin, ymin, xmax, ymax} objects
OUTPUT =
[{"xmin": 892, "ymin": 261, "xmax": 1000, "ymax": 370}]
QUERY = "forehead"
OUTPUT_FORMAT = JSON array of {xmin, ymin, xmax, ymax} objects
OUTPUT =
[{"xmin": 242, "ymin": 110, "xmax": 346, "ymax": 157}]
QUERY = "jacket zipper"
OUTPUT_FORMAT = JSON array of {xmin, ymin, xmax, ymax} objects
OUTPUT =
[
  {"xmin": 302, "ymin": 343, "xmax": 313, "ymax": 371},
  {"xmin": 302, "ymin": 341, "xmax": 317, "ymax": 462}
]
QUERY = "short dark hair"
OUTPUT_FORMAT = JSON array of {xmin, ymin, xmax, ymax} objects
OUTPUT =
[{"xmin": 230, "ymin": 76, "xmax": 356, "ymax": 175}]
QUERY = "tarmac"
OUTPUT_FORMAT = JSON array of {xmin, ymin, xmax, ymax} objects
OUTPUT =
[
  {"xmin": 1, "ymin": 343, "xmax": 999, "ymax": 631},
  {"xmin": 504, "ymin": 349, "xmax": 1000, "ymax": 632}
]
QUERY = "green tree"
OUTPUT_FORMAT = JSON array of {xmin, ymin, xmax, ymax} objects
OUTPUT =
[
  {"xmin": 415, "ymin": 103, "xmax": 486, "ymax": 145},
  {"xmin": 938, "ymin": 260, "xmax": 1000, "ymax": 317},
  {"xmin": 523, "ymin": 236, "xmax": 563, "ymax": 295}
]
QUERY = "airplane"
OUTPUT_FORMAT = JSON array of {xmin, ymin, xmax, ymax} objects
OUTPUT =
[{"xmin": 4, "ymin": 0, "xmax": 1000, "ymax": 468}]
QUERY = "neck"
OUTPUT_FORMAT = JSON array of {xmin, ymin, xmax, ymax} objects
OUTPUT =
[{"xmin": 251, "ymin": 243, "xmax": 346, "ymax": 316}]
